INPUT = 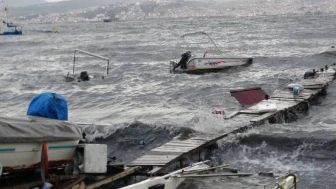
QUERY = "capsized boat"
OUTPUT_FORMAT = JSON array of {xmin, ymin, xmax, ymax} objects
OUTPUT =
[
  {"xmin": 64, "ymin": 49, "xmax": 110, "ymax": 82},
  {"xmin": 170, "ymin": 32, "xmax": 253, "ymax": 74}
]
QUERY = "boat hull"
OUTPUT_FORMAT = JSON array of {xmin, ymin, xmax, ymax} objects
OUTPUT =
[
  {"xmin": 0, "ymin": 140, "xmax": 79, "ymax": 172},
  {"xmin": 171, "ymin": 57, "xmax": 253, "ymax": 74},
  {"xmin": 1, "ymin": 31, "xmax": 22, "ymax": 35},
  {"xmin": 103, "ymin": 19, "xmax": 112, "ymax": 22}
]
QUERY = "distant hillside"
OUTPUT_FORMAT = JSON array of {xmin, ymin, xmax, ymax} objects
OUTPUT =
[
  {"xmin": 10, "ymin": 0, "xmax": 138, "ymax": 16},
  {"xmin": 7, "ymin": 0, "xmax": 46, "ymax": 8},
  {"xmin": 6, "ymin": 0, "xmax": 336, "ymax": 23}
]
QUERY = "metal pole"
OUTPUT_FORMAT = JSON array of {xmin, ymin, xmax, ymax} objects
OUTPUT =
[
  {"xmin": 75, "ymin": 49, "xmax": 109, "ymax": 61},
  {"xmin": 73, "ymin": 49, "xmax": 110, "ymax": 76},
  {"xmin": 73, "ymin": 52, "xmax": 76, "ymax": 76},
  {"xmin": 107, "ymin": 60, "xmax": 109, "ymax": 75},
  {"xmin": 204, "ymin": 32, "xmax": 223, "ymax": 56},
  {"xmin": 181, "ymin": 32, "xmax": 223, "ymax": 56}
]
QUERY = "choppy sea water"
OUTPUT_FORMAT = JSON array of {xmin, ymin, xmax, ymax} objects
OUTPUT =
[{"xmin": 1, "ymin": 15, "xmax": 336, "ymax": 188}]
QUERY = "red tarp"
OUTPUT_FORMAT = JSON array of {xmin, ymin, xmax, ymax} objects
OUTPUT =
[{"xmin": 230, "ymin": 87, "xmax": 268, "ymax": 106}]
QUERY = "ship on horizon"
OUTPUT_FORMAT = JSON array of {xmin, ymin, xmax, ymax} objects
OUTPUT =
[{"xmin": 103, "ymin": 12, "xmax": 119, "ymax": 22}]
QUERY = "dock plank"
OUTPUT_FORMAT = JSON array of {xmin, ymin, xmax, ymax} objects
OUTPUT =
[
  {"xmin": 134, "ymin": 155, "xmax": 179, "ymax": 159},
  {"xmin": 271, "ymin": 94, "xmax": 308, "ymax": 100},
  {"xmin": 167, "ymin": 140, "xmax": 206, "ymax": 145},
  {"xmin": 250, "ymin": 112, "xmax": 277, "ymax": 123},
  {"xmin": 146, "ymin": 151, "xmax": 183, "ymax": 156}
]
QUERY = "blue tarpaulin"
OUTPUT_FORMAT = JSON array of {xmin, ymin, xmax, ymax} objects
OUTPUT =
[{"xmin": 27, "ymin": 92, "xmax": 68, "ymax": 121}]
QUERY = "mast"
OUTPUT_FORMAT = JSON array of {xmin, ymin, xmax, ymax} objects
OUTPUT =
[{"xmin": 4, "ymin": 0, "xmax": 8, "ymax": 24}]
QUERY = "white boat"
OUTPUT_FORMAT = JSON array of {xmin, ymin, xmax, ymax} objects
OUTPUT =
[
  {"xmin": 0, "ymin": 116, "xmax": 82, "ymax": 173},
  {"xmin": 120, "ymin": 161, "xmax": 210, "ymax": 189},
  {"xmin": 170, "ymin": 32, "xmax": 253, "ymax": 74},
  {"xmin": 121, "ymin": 161, "xmax": 298, "ymax": 189}
]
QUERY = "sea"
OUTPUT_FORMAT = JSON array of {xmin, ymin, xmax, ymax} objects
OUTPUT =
[{"xmin": 1, "ymin": 14, "xmax": 336, "ymax": 188}]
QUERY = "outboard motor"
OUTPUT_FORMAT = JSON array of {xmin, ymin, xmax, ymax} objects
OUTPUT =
[
  {"xmin": 173, "ymin": 51, "xmax": 192, "ymax": 70},
  {"xmin": 80, "ymin": 71, "xmax": 90, "ymax": 81},
  {"xmin": 304, "ymin": 71, "xmax": 313, "ymax": 79},
  {"xmin": 303, "ymin": 69, "xmax": 316, "ymax": 79}
]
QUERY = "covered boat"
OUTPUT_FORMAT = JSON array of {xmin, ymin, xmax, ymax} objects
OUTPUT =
[
  {"xmin": 170, "ymin": 32, "xmax": 253, "ymax": 74},
  {"xmin": 0, "ymin": 116, "xmax": 82, "ymax": 173},
  {"xmin": 0, "ymin": 92, "xmax": 82, "ymax": 174}
]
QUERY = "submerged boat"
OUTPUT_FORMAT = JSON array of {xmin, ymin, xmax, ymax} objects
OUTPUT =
[
  {"xmin": 64, "ymin": 49, "xmax": 110, "ymax": 82},
  {"xmin": 170, "ymin": 32, "xmax": 252, "ymax": 74},
  {"xmin": 121, "ymin": 161, "xmax": 298, "ymax": 189},
  {"xmin": 121, "ymin": 161, "xmax": 210, "ymax": 189}
]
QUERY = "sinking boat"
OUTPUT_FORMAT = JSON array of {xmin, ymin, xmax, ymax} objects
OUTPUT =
[
  {"xmin": 64, "ymin": 49, "xmax": 110, "ymax": 82},
  {"xmin": 121, "ymin": 161, "xmax": 298, "ymax": 189},
  {"xmin": 121, "ymin": 161, "xmax": 210, "ymax": 189},
  {"xmin": 170, "ymin": 32, "xmax": 253, "ymax": 74}
]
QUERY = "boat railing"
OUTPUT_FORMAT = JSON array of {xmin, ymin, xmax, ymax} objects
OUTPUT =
[
  {"xmin": 181, "ymin": 31, "xmax": 224, "ymax": 56},
  {"xmin": 72, "ymin": 49, "xmax": 110, "ymax": 76}
]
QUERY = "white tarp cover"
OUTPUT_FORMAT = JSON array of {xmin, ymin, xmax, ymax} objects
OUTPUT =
[{"xmin": 0, "ymin": 116, "xmax": 82, "ymax": 143}]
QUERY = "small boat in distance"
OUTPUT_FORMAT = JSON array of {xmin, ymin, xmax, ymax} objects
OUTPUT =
[
  {"xmin": 103, "ymin": 12, "xmax": 119, "ymax": 22},
  {"xmin": 103, "ymin": 15, "xmax": 112, "ymax": 22},
  {"xmin": 170, "ymin": 32, "xmax": 252, "ymax": 74},
  {"xmin": 0, "ymin": 1, "xmax": 22, "ymax": 35},
  {"xmin": 1, "ymin": 22, "xmax": 22, "ymax": 35}
]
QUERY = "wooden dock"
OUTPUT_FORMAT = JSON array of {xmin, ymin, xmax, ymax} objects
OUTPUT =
[{"xmin": 127, "ymin": 72, "xmax": 335, "ymax": 175}]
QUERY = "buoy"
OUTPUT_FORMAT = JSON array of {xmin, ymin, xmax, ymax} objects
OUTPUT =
[{"xmin": 293, "ymin": 87, "xmax": 300, "ymax": 95}]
